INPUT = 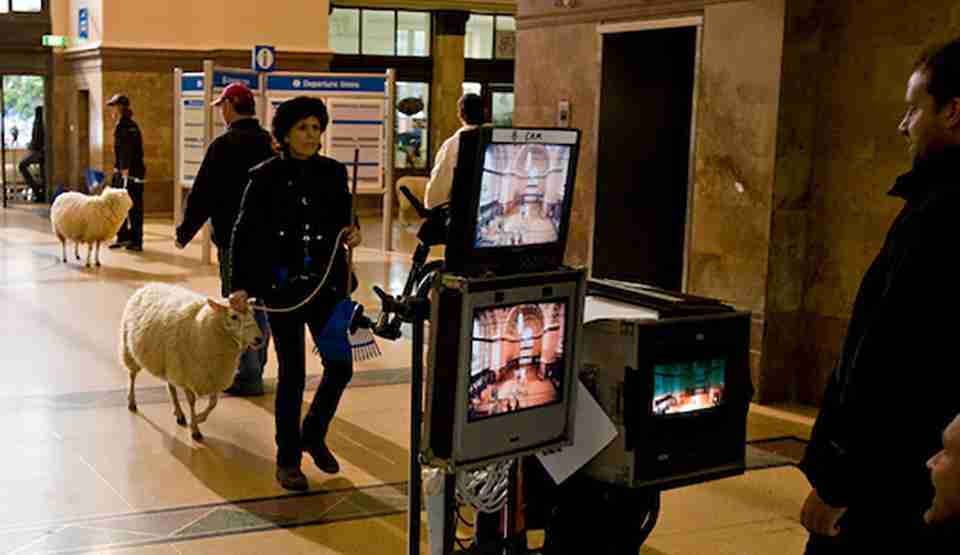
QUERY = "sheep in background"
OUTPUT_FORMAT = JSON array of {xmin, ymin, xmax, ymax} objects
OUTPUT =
[
  {"xmin": 121, "ymin": 283, "xmax": 264, "ymax": 440},
  {"xmin": 50, "ymin": 187, "xmax": 133, "ymax": 267}
]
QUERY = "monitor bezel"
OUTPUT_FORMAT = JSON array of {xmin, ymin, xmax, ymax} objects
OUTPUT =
[
  {"xmin": 446, "ymin": 273, "xmax": 584, "ymax": 467},
  {"xmin": 445, "ymin": 126, "xmax": 582, "ymax": 276}
]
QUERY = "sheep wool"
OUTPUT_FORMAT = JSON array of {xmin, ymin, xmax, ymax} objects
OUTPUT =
[
  {"xmin": 121, "ymin": 283, "xmax": 263, "ymax": 440},
  {"xmin": 50, "ymin": 188, "xmax": 133, "ymax": 267}
]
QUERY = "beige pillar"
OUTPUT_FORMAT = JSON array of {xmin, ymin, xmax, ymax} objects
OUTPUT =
[{"xmin": 430, "ymin": 12, "xmax": 469, "ymax": 161}]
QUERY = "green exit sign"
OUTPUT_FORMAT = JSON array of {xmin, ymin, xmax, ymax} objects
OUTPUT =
[{"xmin": 42, "ymin": 35, "xmax": 69, "ymax": 48}]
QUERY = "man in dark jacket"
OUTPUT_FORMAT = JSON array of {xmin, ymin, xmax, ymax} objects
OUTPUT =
[
  {"xmin": 176, "ymin": 82, "xmax": 276, "ymax": 396},
  {"xmin": 18, "ymin": 106, "xmax": 44, "ymax": 202},
  {"xmin": 800, "ymin": 38, "xmax": 960, "ymax": 552},
  {"xmin": 106, "ymin": 94, "xmax": 146, "ymax": 251}
]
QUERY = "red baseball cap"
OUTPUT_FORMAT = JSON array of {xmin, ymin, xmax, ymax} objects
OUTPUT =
[{"xmin": 211, "ymin": 82, "xmax": 254, "ymax": 106}]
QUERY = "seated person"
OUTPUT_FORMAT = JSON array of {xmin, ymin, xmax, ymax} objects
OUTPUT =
[{"xmin": 424, "ymin": 93, "xmax": 484, "ymax": 209}]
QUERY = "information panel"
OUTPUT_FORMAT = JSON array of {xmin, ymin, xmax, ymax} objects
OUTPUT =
[
  {"xmin": 179, "ymin": 73, "xmax": 205, "ymax": 187},
  {"xmin": 326, "ymin": 98, "xmax": 385, "ymax": 192}
]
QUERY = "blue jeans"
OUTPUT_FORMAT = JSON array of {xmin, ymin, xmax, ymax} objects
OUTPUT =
[{"xmin": 236, "ymin": 303, "xmax": 271, "ymax": 384}]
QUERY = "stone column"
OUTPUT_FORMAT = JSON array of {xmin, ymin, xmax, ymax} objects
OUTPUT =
[{"xmin": 430, "ymin": 11, "xmax": 469, "ymax": 162}]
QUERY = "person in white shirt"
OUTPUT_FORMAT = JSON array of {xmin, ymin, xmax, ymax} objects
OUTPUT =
[{"xmin": 424, "ymin": 93, "xmax": 485, "ymax": 209}]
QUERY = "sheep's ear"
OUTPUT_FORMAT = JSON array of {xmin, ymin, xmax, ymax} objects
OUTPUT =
[{"xmin": 207, "ymin": 298, "xmax": 227, "ymax": 311}]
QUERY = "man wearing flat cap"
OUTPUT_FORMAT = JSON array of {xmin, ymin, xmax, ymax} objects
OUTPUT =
[
  {"xmin": 176, "ymin": 82, "xmax": 276, "ymax": 396},
  {"xmin": 106, "ymin": 93, "xmax": 146, "ymax": 251}
]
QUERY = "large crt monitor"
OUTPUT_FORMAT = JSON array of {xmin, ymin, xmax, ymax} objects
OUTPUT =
[
  {"xmin": 423, "ymin": 269, "xmax": 586, "ymax": 469},
  {"xmin": 445, "ymin": 127, "xmax": 581, "ymax": 276},
  {"xmin": 579, "ymin": 284, "xmax": 752, "ymax": 490}
]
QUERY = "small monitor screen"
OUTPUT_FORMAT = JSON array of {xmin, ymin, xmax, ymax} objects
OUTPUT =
[
  {"xmin": 474, "ymin": 143, "xmax": 573, "ymax": 248},
  {"xmin": 467, "ymin": 301, "xmax": 567, "ymax": 422},
  {"xmin": 652, "ymin": 358, "xmax": 726, "ymax": 416}
]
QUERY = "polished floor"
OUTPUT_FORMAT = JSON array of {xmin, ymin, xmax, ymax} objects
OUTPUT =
[{"xmin": 1, "ymin": 202, "xmax": 816, "ymax": 554}]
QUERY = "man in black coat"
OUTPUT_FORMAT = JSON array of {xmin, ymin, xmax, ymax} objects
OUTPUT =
[
  {"xmin": 800, "ymin": 38, "xmax": 960, "ymax": 552},
  {"xmin": 176, "ymin": 82, "xmax": 276, "ymax": 396},
  {"xmin": 106, "ymin": 94, "xmax": 146, "ymax": 251}
]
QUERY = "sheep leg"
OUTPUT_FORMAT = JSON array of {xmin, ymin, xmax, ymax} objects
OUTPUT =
[
  {"xmin": 122, "ymin": 340, "xmax": 141, "ymax": 412},
  {"xmin": 94, "ymin": 241, "xmax": 101, "ymax": 267},
  {"xmin": 74, "ymin": 241, "xmax": 80, "ymax": 261},
  {"xmin": 195, "ymin": 393, "xmax": 219, "ymax": 424},
  {"xmin": 85, "ymin": 243, "xmax": 93, "ymax": 268},
  {"xmin": 58, "ymin": 234, "xmax": 66, "ymax": 263},
  {"xmin": 184, "ymin": 389, "xmax": 203, "ymax": 441},
  {"xmin": 167, "ymin": 384, "xmax": 187, "ymax": 427}
]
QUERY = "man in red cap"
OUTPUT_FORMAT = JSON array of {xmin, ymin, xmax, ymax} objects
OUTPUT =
[{"xmin": 176, "ymin": 81, "xmax": 276, "ymax": 396}]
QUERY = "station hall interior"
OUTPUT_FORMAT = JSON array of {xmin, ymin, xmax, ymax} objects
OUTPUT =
[{"xmin": 2, "ymin": 0, "xmax": 958, "ymax": 553}]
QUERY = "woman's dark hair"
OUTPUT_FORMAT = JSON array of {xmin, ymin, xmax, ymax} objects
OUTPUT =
[
  {"xmin": 272, "ymin": 96, "xmax": 329, "ymax": 149},
  {"xmin": 914, "ymin": 37, "xmax": 960, "ymax": 111},
  {"xmin": 459, "ymin": 93, "xmax": 484, "ymax": 126}
]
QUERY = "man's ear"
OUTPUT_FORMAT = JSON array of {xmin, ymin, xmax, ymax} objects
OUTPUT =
[{"xmin": 207, "ymin": 298, "xmax": 226, "ymax": 311}]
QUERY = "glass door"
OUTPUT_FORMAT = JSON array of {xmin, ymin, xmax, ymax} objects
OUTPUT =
[{"xmin": 1, "ymin": 74, "xmax": 45, "ymax": 206}]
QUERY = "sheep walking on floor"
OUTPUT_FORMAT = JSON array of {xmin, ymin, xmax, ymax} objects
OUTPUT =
[
  {"xmin": 50, "ymin": 188, "xmax": 133, "ymax": 267},
  {"xmin": 120, "ymin": 283, "xmax": 264, "ymax": 440}
]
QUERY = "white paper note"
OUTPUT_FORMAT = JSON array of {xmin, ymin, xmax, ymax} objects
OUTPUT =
[{"xmin": 537, "ymin": 380, "xmax": 618, "ymax": 484}]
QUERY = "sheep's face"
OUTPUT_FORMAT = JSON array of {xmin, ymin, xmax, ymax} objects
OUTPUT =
[{"xmin": 207, "ymin": 299, "xmax": 264, "ymax": 350}]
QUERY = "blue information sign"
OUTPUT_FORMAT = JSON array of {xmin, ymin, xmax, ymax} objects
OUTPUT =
[
  {"xmin": 266, "ymin": 75, "xmax": 385, "ymax": 94},
  {"xmin": 181, "ymin": 76, "xmax": 204, "ymax": 92},
  {"xmin": 78, "ymin": 8, "xmax": 89, "ymax": 40},
  {"xmin": 252, "ymin": 45, "xmax": 277, "ymax": 72}
]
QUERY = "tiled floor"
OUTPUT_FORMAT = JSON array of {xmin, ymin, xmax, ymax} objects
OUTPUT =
[{"xmin": 1, "ymin": 204, "xmax": 816, "ymax": 554}]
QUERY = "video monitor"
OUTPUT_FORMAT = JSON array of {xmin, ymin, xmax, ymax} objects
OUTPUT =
[
  {"xmin": 445, "ymin": 127, "xmax": 581, "ymax": 276},
  {"xmin": 423, "ymin": 269, "xmax": 586, "ymax": 469},
  {"xmin": 467, "ymin": 301, "xmax": 567, "ymax": 422},
  {"xmin": 652, "ymin": 358, "xmax": 726, "ymax": 416}
]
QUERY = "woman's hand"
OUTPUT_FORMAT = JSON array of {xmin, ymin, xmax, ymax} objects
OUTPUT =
[
  {"xmin": 228, "ymin": 290, "xmax": 249, "ymax": 312},
  {"xmin": 343, "ymin": 226, "xmax": 362, "ymax": 249}
]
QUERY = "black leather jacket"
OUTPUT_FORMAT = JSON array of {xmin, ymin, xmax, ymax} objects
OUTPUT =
[
  {"xmin": 230, "ymin": 153, "xmax": 355, "ymax": 307},
  {"xmin": 176, "ymin": 118, "xmax": 274, "ymax": 248},
  {"xmin": 800, "ymin": 145, "xmax": 960, "ymax": 540},
  {"xmin": 113, "ymin": 115, "xmax": 145, "ymax": 179}
]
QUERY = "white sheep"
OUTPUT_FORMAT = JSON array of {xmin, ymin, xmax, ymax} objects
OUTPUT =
[
  {"xmin": 120, "ymin": 283, "xmax": 264, "ymax": 440},
  {"xmin": 50, "ymin": 188, "xmax": 133, "ymax": 268}
]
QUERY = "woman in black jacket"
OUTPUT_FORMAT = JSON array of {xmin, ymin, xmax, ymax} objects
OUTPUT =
[{"xmin": 228, "ymin": 96, "xmax": 361, "ymax": 491}]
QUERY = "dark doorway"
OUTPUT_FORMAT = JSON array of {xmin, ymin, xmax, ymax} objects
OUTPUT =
[
  {"xmin": 76, "ymin": 89, "xmax": 90, "ymax": 189},
  {"xmin": 592, "ymin": 26, "xmax": 698, "ymax": 291}
]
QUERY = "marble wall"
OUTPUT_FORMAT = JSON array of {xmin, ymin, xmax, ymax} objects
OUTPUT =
[
  {"xmin": 788, "ymin": 0, "xmax": 960, "ymax": 403},
  {"xmin": 517, "ymin": 0, "xmax": 960, "ymax": 404},
  {"xmin": 516, "ymin": 0, "xmax": 786, "ymax": 399}
]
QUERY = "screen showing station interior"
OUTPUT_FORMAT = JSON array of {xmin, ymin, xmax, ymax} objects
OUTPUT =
[
  {"xmin": 474, "ymin": 143, "xmax": 572, "ymax": 248},
  {"xmin": 468, "ymin": 301, "xmax": 567, "ymax": 422},
  {"xmin": 652, "ymin": 358, "xmax": 726, "ymax": 415}
]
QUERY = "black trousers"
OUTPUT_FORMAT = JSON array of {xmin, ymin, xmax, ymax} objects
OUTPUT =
[
  {"xmin": 268, "ymin": 297, "xmax": 354, "ymax": 467},
  {"xmin": 116, "ymin": 179, "xmax": 144, "ymax": 246},
  {"xmin": 18, "ymin": 150, "xmax": 44, "ymax": 198}
]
